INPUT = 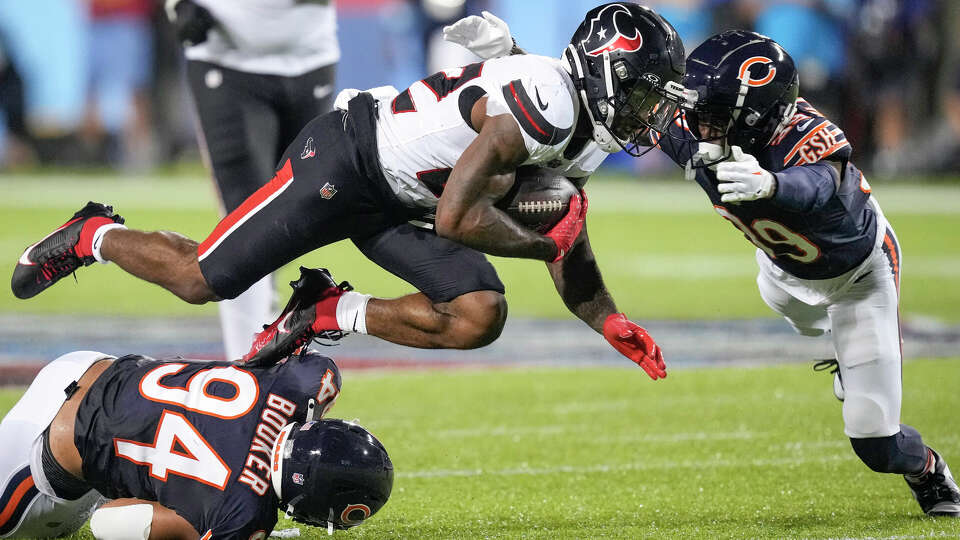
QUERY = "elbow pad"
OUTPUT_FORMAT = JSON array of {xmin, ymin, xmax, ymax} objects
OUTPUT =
[{"xmin": 90, "ymin": 504, "xmax": 153, "ymax": 540}]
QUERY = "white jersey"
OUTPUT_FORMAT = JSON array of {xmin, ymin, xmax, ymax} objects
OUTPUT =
[
  {"xmin": 185, "ymin": 0, "xmax": 339, "ymax": 76},
  {"xmin": 374, "ymin": 54, "xmax": 609, "ymax": 209}
]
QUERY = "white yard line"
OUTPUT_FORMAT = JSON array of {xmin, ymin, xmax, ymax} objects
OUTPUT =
[
  {"xmin": 4, "ymin": 177, "xmax": 960, "ymax": 215},
  {"xmin": 398, "ymin": 453, "xmax": 853, "ymax": 479},
  {"xmin": 431, "ymin": 424, "xmax": 759, "ymax": 441}
]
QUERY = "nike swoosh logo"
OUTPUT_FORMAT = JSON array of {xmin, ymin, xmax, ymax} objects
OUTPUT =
[
  {"xmin": 18, "ymin": 224, "xmax": 71, "ymax": 266},
  {"xmin": 278, "ymin": 312, "xmax": 295, "ymax": 334},
  {"xmin": 797, "ymin": 118, "xmax": 816, "ymax": 132},
  {"xmin": 535, "ymin": 87, "xmax": 548, "ymax": 111}
]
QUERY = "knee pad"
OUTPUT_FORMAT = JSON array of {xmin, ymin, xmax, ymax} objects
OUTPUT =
[
  {"xmin": 842, "ymin": 393, "xmax": 897, "ymax": 438},
  {"xmin": 850, "ymin": 425, "xmax": 927, "ymax": 474},
  {"xmin": 90, "ymin": 504, "xmax": 153, "ymax": 540}
]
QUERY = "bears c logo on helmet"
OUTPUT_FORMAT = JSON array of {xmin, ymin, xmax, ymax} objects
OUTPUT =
[
  {"xmin": 340, "ymin": 503, "xmax": 372, "ymax": 525},
  {"xmin": 582, "ymin": 3, "xmax": 644, "ymax": 57},
  {"xmin": 738, "ymin": 56, "xmax": 776, "ymax": 87}
]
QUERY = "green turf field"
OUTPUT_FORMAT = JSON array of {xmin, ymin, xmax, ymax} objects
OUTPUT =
[
  {"xmin": 2, "ymin": 359, "xmax": 959, "ymax": 539},
  {"xmin": 2, "ymin": 173, "xmax": 959, "ymax": 322}
]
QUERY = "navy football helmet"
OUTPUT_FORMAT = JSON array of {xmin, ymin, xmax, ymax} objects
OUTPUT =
[
  {"xmin": 562, "ymin": 2, "xmax": 689, "ymax": 156},
  {"xmin": 683, "ymin": 30, "xmax": 799, "ymax": 159},
  {"xmin": 270, "ymin": 419, "xmax": 393, "ymax": 530}
]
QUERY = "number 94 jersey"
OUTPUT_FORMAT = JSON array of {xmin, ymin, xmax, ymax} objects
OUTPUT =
[{"xmin": 74, "ymin": 353, "xmax": 342, "ymax": 539}]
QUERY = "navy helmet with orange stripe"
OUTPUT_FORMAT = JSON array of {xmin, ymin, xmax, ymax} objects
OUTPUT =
[
  {"xmin": 270, "ymin": 419, "xmax": 393, "ymax": 531},
  {"xmin": 683, "ymin": 30, "xmax": 800, "ymax": 157},
  {"xmin": 562, "ymin": 2, "xmax": 689, "ymax": 156}
]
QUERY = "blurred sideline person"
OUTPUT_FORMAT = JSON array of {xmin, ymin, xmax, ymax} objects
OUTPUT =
[
  {"xmin": 452, "ymin": 16, "xmax": 960, "ymax": 518},
  {"xmin": 165, "ymin": 0, "xmax": 339, "ymax": 361},
  {"xmin": 0, "ymin": 349, "xmax": 393, "ymax": 538},
  {"xmin": 13, "ymin": 3, "xmax": 687, "ymax": 379}
]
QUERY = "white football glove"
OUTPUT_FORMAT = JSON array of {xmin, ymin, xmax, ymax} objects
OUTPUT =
[
  {"xmin": 333, "ymin": 85, "xmax": 399, "ymax": 112},
  {"xmin": 442, "ymin": 11, "xmax": 513, "ymax": 59},
  {"xmin": 715, "ymin": 146, "xmax": 777, "ymax": 203}
]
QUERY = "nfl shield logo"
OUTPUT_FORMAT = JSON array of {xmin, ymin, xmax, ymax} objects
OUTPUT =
[
  {"xmin": 292, "ymin": 473, "xmax": 304, "ymax": 485},
  {"xmin": 320, "ymin": 182, "xmax": 337, "ymax": 200}
]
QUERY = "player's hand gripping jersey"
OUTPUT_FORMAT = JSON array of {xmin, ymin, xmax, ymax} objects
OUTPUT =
[
  {"xmin": 375, "ymin": 54, "xmax": 608, "ymax": 209},
  {"xmin": 73, "ymin": 353, "xmax": 341, "ymax": 539},
  {"xmin": 657, "ymin": 99, "xmax": 878, "ymax": 280}
]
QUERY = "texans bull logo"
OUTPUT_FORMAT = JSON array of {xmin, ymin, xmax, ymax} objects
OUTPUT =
[
  {"xmin": 300, "ymin": 137, "xmax": 316, "ymax": 160},
  {"xmin": 582, "ymin": 3, "xmax": 644, "ymax": 57}
]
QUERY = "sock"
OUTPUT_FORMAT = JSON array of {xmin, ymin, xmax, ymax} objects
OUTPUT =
[
  {"xmin": 907, "ymin": 448, "xmax": 936, "ymax": 479},
  {"xmin": 82, "ymin": 222, "xmax": 127, "ymax": 264},
  {"xmin": 335, "ymin": 291, "xmax": 372, "ymax": 334}
]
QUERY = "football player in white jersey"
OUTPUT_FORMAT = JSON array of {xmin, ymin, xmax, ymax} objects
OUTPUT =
[
  {"xmin": 165, "ymin": 0, "xmax": 340, "ymax": 361},
  {"xmin": 13, "ymin": 3, "xmax": 685, "ymax": 379}
]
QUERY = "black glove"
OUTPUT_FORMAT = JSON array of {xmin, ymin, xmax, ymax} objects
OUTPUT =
[{"xmin": 169, "ymin": 0, "xmax": 216, "ymax": 46}]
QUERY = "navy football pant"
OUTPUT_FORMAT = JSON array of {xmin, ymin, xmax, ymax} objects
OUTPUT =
[{"xmin": 197, "ymin": 110, "xmax": 504, "ymax": 303}]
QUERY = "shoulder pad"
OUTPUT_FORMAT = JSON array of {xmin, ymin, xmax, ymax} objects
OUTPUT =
[
  {"xmin": 768, "ymin": 98, "xmax": 852, "ymax": 168},
  {"xmin": 486, "ymin": 56, "xmax": 577, "ymax": 153}
]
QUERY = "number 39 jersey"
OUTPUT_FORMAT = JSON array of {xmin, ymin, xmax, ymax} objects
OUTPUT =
[
  {"xmin": 375, "ymin": 54, "xmax": 604, "ymax": 209},
  {"xmin": 657, "ymin": 98, "xmax": 878, "ymax": 280},
  {"xmin": 74, "ymin": 353, "xmax": 342, "ymax": 539}
]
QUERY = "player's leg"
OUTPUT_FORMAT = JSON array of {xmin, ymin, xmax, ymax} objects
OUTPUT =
[
  {"xmin": 353, "ymin": 224, "xmax": 508, "ymax": 349},
  {"xmin": 0, "ymin": 351, "xmax": 110, "ymax": 538},
  {"xmin": 756, "ymin": 269, "xmax": 830, "ymax": 336},
  {"xmin": 186, "ymin": 61, "xmax": 288, "ymax": 358},
  {"xmin": 828, "ymin": 227, "xmax": 959, "ymax": 516}
]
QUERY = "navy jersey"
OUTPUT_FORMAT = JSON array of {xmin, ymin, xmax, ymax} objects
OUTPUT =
[
  {"xmin": 657, "ymin": 98, "xmax": 877, "ymax": 280},
  {"xmin": 74, "ymin": 353, "xmax": 342, "ymax": 539}
]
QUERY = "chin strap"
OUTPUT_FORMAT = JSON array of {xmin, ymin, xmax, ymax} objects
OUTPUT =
[
  {"xmin": 564, "ymin": 44, "xmax": 620, "ymax": 153},
  {"xmin": 305, "ymin": 398, "xmax": 318, "ymax": 422}
]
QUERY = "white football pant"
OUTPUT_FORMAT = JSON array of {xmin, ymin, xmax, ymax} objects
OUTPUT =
[
  {"xmin": 757, "ymin": 217, "xmax": 903, "ymax": 439},
  {"xmin": 0, "ymin": 351, "xmax": 109, "ymax": 538}
]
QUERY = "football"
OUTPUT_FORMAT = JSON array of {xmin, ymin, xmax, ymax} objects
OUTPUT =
[{"xmin": 496, "ymin": 167, "xmax": 579, "ymax": 233}]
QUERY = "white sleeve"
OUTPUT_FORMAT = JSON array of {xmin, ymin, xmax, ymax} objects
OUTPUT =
[{"xmin": 486, "ymin": 69, "xmax": 576, "ymax": 164}]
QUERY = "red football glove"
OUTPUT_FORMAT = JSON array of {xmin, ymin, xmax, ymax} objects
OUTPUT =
[
  {"xmin": 544, "ymin": 190, "xmax": 587, "ymax": 262},
  {"xmin": 602, "ymin": 313, "xmax": 666, "ymax": 380}
]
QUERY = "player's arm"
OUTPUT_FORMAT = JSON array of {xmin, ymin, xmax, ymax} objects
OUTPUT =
[
  {"xmin": 714, "ymin": 146, "xmax": 840, "ymax": 211},
  {"xmin": 768, "ymin": 161, "xmax": 843, "ymax": 212},
  {"xmin": 435, "ymin": 109, "xmax": 558, "ymax": 261},
  {"xmin": 90, "ymin": 499, "xmax": 199, "ymax": 540},
  {"xmin": 546, "ymin": 222, "xmax": 616, "ymax": 331},
  {"xmin": 547, "ymin": 220, "xmax": 666, "ymax": 380}
]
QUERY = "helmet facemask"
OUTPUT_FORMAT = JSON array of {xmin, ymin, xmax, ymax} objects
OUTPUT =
[
  {"xmin": 683, "ymin": 78, "xmax": 798, "ymax": 170},
  {"xmin": 566, "ymin": 46, "xmax": 689, "ymax": 157},
  {"xmin": 562, "ymin": 3, "xmax": 689, "ymax": 157}
]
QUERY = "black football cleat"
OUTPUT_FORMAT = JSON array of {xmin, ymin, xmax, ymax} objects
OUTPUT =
[
  {"xmin": 905, "ymin": 450, "xmax": 960, "ymax": 517},
  {"xmin": 12, "ymin": 202, "xmax": 124, "ymax": 299},
  {"xmin": 241, "ymin": 267, "xmax": 352, "ymax": 367}
]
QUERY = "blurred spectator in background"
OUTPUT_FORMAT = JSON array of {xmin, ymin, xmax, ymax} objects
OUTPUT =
[
  {"xmin": 752, "ymin": 0, "xmax": 853, "ymax": 121},
  {"xmin": 0, "ymin": 30, "xmax": 31, "ymax": 169},
  {"xmin": 0, "ymin": 0, "xmax": 89, "ymax": 166},
  {"xmin": 847, "ymin": 0, "xmax": 949, "ymax": 175},
  {"xmin": 0, "ymin": 0, "xmax": 957, "ymax": 178},
  {"xmin": 83, "ymin": 0, "xmax": 156, "ymax": 171},
  {"xmin": 166, "ymin": 0, "xmax": 340, "ymax": 361}
]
